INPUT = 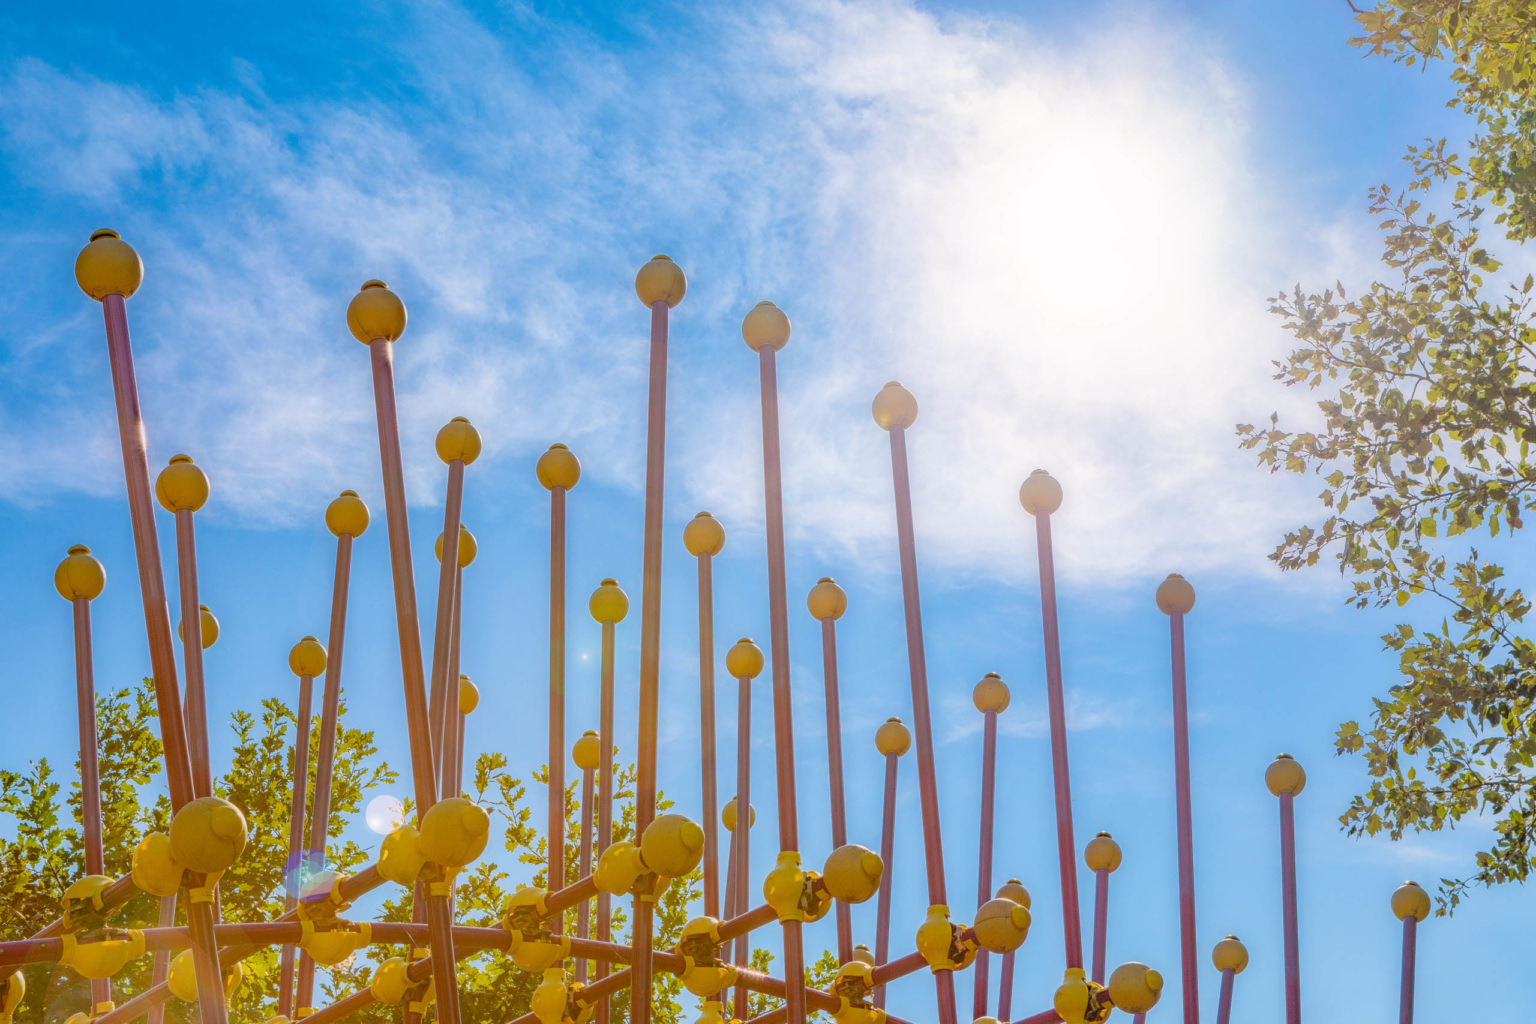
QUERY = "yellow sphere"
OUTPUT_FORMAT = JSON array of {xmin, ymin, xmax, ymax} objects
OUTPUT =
[
  {"xmin": 326, "ymin": 490, "xmax": 370, "ymax": 537},
  {"xmin": 75, "ymin": 230, "xmax": 143, "ymax": 301},
  {"xmin": 742, "ymin": 301, "xmax": 791, "ymax": 352},
  {"xmin": 436, "ymin": 417, "xmax": 483, "ymax": 465},
  {"xmin": 1052, "ymin": 968, "xmax": 1103, "ymax": 1024},
  {"xmin": 370, "ymin": 956, "xmax": 411, "ymax": 1005},
  {"xmin": 871, "ymin": 382, "xmax": 918, "ymax": 431},
  {"xmin": 55, "ymin": 545, "xmax": 106, "ymax": 602},
  {"xmin": 1019, "ymin": 469, "xmax": 1063, "ymax": 516},
  {"xmin": 1155, "ymin": 573, "xmax": 1196, "ymax": 615},
  {"xmin": 694, "ymin": 1001, "xmax": 729, "ymax": 1024},
  {"xmin": 641, "ymin": 813, "xmax": 705, "ymax": 878},
  {"xmin": 807, "ymin": 577, "xmax": 847, "ymax": 621},
  {"xmin": 822, "ymin": 845, "xmax": 883, "ymax": 904},
  {"xmin": 435, "ymin": 524, "xmax": 478, "ymax": 567},
  {"xmin": 1265, "ymin": 753, "xmax": 1307, "ymax": 797},
  {"xmin": 973, "ymin": 897, "xmax": 1031, "ymax": 954},
  {"xmin": 169, "ymin": 796, "xmax": 248, "ymax": 874},
  {"xmin": 875, "ymin": 717, "xmax": 911, "ymax": 757},
  {"xmin": 589, "ymin": 578, "xmax": 630, "ymax": 623},
  {"xmin": 459, "ymin": 675, "xmax": 480, "ymax": 714},
  {"xmin": 169, "ymin": 950, "xmax": 244, "ymax": 1003},
  {"xmin": 531, "ymin": 966, "xmax": 571, "ymax": 1024},
  {"xmin": 155, "ymin": 455, "xmax": 209, "ymax": 513},
  {"xmin": 996, "ymin": 878, "xmax": 1031, "ymax": 908},
  {"xmin": 131, "ymin": 832, "xmax": 183, "ymax": 897},
  {"xmin": 573, "ymin": 730, "xmax": 600, "ymax": 771},
  {"xmin": 377, "ymin": 825, "xmax": 428, "ymax": 886},
  {"xmin": 1084, "ymin": 832, "xmax": 1122, "ymax": 873},
  {"xmin": 347, "ymin": 280, "xmax": 407, "ymax": 343},
  {"xmin": 179, "ymin": 605, "xmax": 219, "ymax": 649},
  {"xmin": 419, "ymin": 797, "xmax": 490, "ymax": 869},
  {"xmin": 595, "ymin": 840, "xmax": 647, "ymax": 895},
  {"xmin": 1, "ymin": 972, "xmax": 24, "ymax": 1018},
  {"xmin": 972, "ymin": 672, "xmax": 1010, "ymax": 714},
  {"xmin": 914, "ymin": 904, "xmax": 958, "ymax": 971},
  {"xmin": 1106, "ymin": 963, "xmax": 1162, "ymax": 1014},
  {"xmin": 726, "ymin": 637, "xmax": 764, "ymax": 680},
  {"xmin": 536, "ymin": 443, "xmax": 581, "ymax": 491},
  {"xmin": 289, "ymin": 636, "xmax": 327, "ymax": 678},
  {"xmin": 635, "ymin": 255, "xmax": 687, "ymax": 308},
  {"xmin": 763, "ymin": 851, "xmax": 809, "ymax": 922},
  {"xmin": 974, "ymin": 1019, "xmax": 1001, "ymax": 1024},
  {"xmin": 1211, "ymin": 935, "xmax": 1248, "ymax": 974},
  {"xmin": 852, "ymin": 944, "xmax": 876, "ymax": 967},
  {"xmin": 1392, "ymin": 881, "xmax": 1432, "ymax": 922},
  {"xmin": 722, "ymin": 797, "xmax": 754, "ymax": 832},
  {"xmin": 683, "ymin": 512, "xmax": 726, "ymax": 557}
]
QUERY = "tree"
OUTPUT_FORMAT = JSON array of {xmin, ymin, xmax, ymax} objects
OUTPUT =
[{"xmin": 1241, "ymin": 0, "xmax": 1536, "ymax": 911}]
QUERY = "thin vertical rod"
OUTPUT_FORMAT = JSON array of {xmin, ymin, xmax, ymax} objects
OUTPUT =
[
  {"xmin": 873, "ymin": 752, "xmax": 898, "ymax": 1011},
  {"xmin": 1279, "ymin": 791, "xmax": 1300, "ymax": 1024},
  {"xmin": 1214, "ymin": 968, "xmax": 1235, "ymax": 1024},
  {"xmin": 633, "ymin": 298, "xmax": 670, "ymax": 1024},
  {"xmin": 549, "ymin": 485, "xmax": 567, "ymax": 904},
  {"xmin": 174, "ymin": 510, "xmax": 212, "ymax": 799},
  {"xmin": 145, "ymin": 895, "xmax": 175, "ymax": 1024},
  {"xmin": 594, "ymin": 619, "xmax": 616, "ymax": 1024},
  {"xmin": 723, "ymin": 824, "xmax": 739, "ymax": 920},
  {"xmin": 731, "ymin": 676, "xmax": 753, "ymax": 1021},
  {"xmin": 278, "ymin": 675, "xmax": 314, "ymax": 1019},
  {"xmin": 1170, "ymin": 610, "xmax": 1199, "ymax": 1023},
  {"xmin": 973, "ymin": 707, "xmax": 999, "ymax": 1016},
  {"xmin": 99, "ymin": 292, "xmax": 223, "ymax": 1024},
  {"xmin": 821, "ymin": 616, "xmax": 851, "ymax": 964},
  {"xmin": 885, "ymin": 424, "xmax": 955, "ymax": 1024},
  {"xmin": 73, "ymin": 597, "xmax": 111, "ymax": 1011},
  {"xmin": 576, "ymin": 765, "xmax": 595, "ymax": 983},
  {"xmin": 755, "ymin": 346, "xmax": 806, "ymax": 1024},
  {"xmin": 428, "ymin": 461, "xmax": 466, "ymax": 790},
  {"xmin": 443, "ymin": 569, "xmax": 464, "ymax": 798},
  {"xmin": 1032, "ymin": 510, "xmax": 1083, "ymax": 970},
  {"xmin": 1399, "ymin": 915, "xmax": 1417, "ymax": 1024},
  {"xmin": 1091, "ymin": 868, "xmax": 1109, "ymax": 984},
  {"xmin": 697, "ymin": 552, "xmax": 721, "ymax": 919},
  {"xmin": 996, "ymin": 949, "xmax": 1016, "ymax": 1022}
]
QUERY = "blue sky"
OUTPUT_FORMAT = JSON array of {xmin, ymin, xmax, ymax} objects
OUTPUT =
[{"xmin": 0, "ymin": 1, "xmax": 1522, "ymax": 1021}]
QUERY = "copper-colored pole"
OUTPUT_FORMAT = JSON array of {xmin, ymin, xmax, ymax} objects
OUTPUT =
[
  {"xmin": 1215, "ymin": 968, "xmax": 1235, "ymax": 1024},
  {"xmin": 1265, "ymin": 753, "xmax": 1305, "ymax": 1024},
  {"xmin": 589, "ymin": 576, "xmax": 628, "ymax": 1024},
  {"xmin": 1392, "ymin": 882, "xmax": 1429, "ymax": 1024},
  {"xmin": 172, "ymin": 505, "xmax": 213, "ymax": 798},
  {"xmin": 994, "ymin": 878, "xmax": 1029, "ymax": 1022},
  {"xmin": 684, "ymin": 512, "xmax": 725, "ymax": 920},
  {"xmin": 1158, "ymin": 574, "xmax": 1200, "ymax": 1024},
  {"xmin": 539, "ymin": 444, "xmax": 581, "ymax": 905},
  {"xmin": 1091, "ymin": 868, "xmax": 1109, "ymax": 984},
  {"xmin": 576, "ymin": 759, "xmax": 595, "ymax": 982},
  {"xmin": 732, "ymin": 670, "xmax": 754, "ymax": 1021},
  {"xmin": 278, "ymin": 671, "xmax": 315, "ymax": 1018},
  {"xmin": 443, "ymin": 581, "xmax": 465, "ymax": 798},
  {"xmin": 874, "ymin": 383, "xmax": 956, "ymax": 1024},
  {"xmin": 428, "ymin": 457, "xmax": 466, "ymax": 789},
  {"xmin": 974, "ymin": 702, "xmax": 1000, "ymax": 1016},
  {"xmin": 872, "ymin": 716, "xmax": 909, "ymax": 1012},
  {"xmin": 809, "ymin": 578, "xmax": 851, "ymax": 964}
]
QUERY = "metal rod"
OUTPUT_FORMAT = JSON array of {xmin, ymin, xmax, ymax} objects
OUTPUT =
[
  {"xmin": 1280, "ymin": 790, "xmax": 1300, "ymax": 1024},
  {"xmin": 731, "ymin": 673, "xmax": 753, "ymax": 1021},
  {"xmin": 974, "ymin": 705, "xmax": 999, "ymax": 1016},
  {"xmin": 577, "ymin": 763, "xmax": 595, "ymax": 982},
  {"xmin": 429, "ymin": 460, "xmax": 465, "ymax": 791},
  {"xmin": 1169, "ymin": 609, "xmax": 1199, "ymax": 1023},
  {"xmin": 874, "ymin": 750, "xmax": 898, "ymax": 1011},
  {"xmin": 72, "ymin": 595, "xmax": 111, "ymax": 1010},
  {"xmin": 444, "ymin": 566, "xmax": 464, "ymax": 798},
  {"xmin": 1399, "ymin": 915, "xmax": 1416, "ymax": 1024},
  {"xmin": 278, "ymin": 673, "xmax": 314, "ymax": 1019},
  {"xmin": 1091, "ymin": 868, "xmax": 1108, "ymax": 985},
  {"xmin": 1215, "ymin": 967, "xmax": 1234, "ymax": 1024},
  {"xmin": 595, "ymin": 617, "xmax": 616, "ymax": 1024},
  {"xmin": 146, "ymin": 895, "xmax": 175, "ymax": 1024},
  {"xmin": 697, "ymin": 551, "xmax": 721, "ymax": 919},
  {"xmin": 820, "ymin": 614, "xmax": 851, "ymax": 964},
  {"xmin": 174, "ymin": 509, "xmax": 213, "ymax": 799},
  {"xmin": 997, "ymin": 948, "xmax": 1016, "ymax": 1022},
  {"xmin": 549, "ymin": 483, "xmax": 567, "ymax": 904}
]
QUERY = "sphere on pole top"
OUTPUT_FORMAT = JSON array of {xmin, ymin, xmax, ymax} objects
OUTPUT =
[
  {"xmin": 573, "ymin": 729, "xmax": 600, "ymax": 771},
  {"xmin": 347, "ymin": 280, "xmax": 407, "ymax": 343},
  {"xmin": 972, "ymin": 672, "xmax": 1010, "ymax": 714},
  {"xmin": 156, "ymin": 455, "xmax": 209, "ymax": 513},
  {"xmin": 1211, "ymin": 935, "xmax": 1248, "ymax": 973},
  {"xmin": 589, "ymin": 578, "xmax": 629, "ymax": 624},
  {"xmin": 326, "ymin": 490, "xmax": 370, "ymax": 538},
  {"xmin": 635, "ymin": 255, "xmax": 686, "ymax": 308},
  {"xmin": 683, "ymin": 511, "xmax": 725, "ymax": 557},
  {"xmin": 289, "ymin": 635, "xmax": 327, "ymax": 678},
  {"xmin": 995, "ymin": 878, "xmax": 1030, "ymax": 908},
  {"xmin": 1018, "ymin": 469, "xmax": 1062, "ymax": 516},
  {"xmin": 436, "ymin": 417, "xmax": 483, "ymax": 466},
  {"xmin": 179, "ymin": 604, "xmax": 220, "ymax": 649},
  {"xmin": 1084, "ymin": 831, "xmax": 1122, "ymax": 873},
  {"xmin": 55, "ymin": 545, "xmax": 105, "ymax": 602},
  {"xmin": 807, "ymin": 577, "xmax": 847, "ymax": 621},
  {"xmin": 722, "ymin": 796, "xmax": 755, "ymax": 832},
  {"xmin": 875, "ymin": 716, "xmax": 911, "ymax": 757},
  {"xmin": 536, "ymin": 443, "xmax": 581, "ymax": 491},
  {"xmin": 459, "ymin": 674, "xmax": 480, "ymax": 714},
  {"xmin": 1265, "ymin": 752, "xmax": 1307, "ymax": 797},
  {"xmin": 1106, "ymin": 962, "xmax": 1163, "ymax": 1014},
  {"xmin": 871, "ymin": 381, "xmax": 918, "ymax": 431},
  {"xmin": 1155, "ymin": 572, "xmax": 1196, "ymax": 615},
  {"xmin": 436, "ymin": 524, "xmax": 478, "ymax": 567},
  {"xmin": 726, "ymin": 637, "xmax": 764, "ymax": 680},
  {"xmin": 1391, "ymin": 880, "xmax": 1432, "ymax": 922},
  {"xmin": 75, "ymin": 229, "xmax": 143, "ymax": 301},
  {"xmin": 742, "ymin": 301, "xmax": 791, "ymax": 352}
]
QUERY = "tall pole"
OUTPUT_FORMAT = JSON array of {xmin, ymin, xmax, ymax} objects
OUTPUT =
[
  {"xmin": 279, "ymin": 638, "xmax": 324, "ymax": 1020},
  {"xmin": 348, "ymin": 280, "xmax": 459, "ymax": 1024},
  {"xmin": 743, "ymin": 302, "xmax": 807, "ymax": 1023},
  {"xmin": 685, "ymin": 512, "xmax": 726, "ymax": 920},
  {"xmin": 435, "ymin": 526, "xmax": 476, "ymax": 796},
  {"xmin": 589, "ymin": 578, "xmax": 629, "ymax": 1024},
  {"xmin": 809, "ymin": 577, "xmax": 852, "ymax": 964},
  {"xmin": 1018, "ymin": 469, "xmax": 1083, "ymax": 973},
  {"xmin": 994, "ymin": 879, "xmax": 1030, "ymax": 1022},
  {"xmin": 1392, "ymin": 882, "xmax": 1428, "ymax": 1024},
  {"xmin": 632, "ymin": 255, "xmax": 685, "ymax": 1024},
  {"xmin": 539, "ymin": 444, "xmax": 580, "ymax": 900},
  {"xmin": 429, "ymin": 419, "xmax": 479, "ymax": 792},
  {"xmin": 574, "ymin": 731, "xmax": 599, "ymax": 981},
  {"xmin": 75, "ymin": 230, "xmax": 226, "ymax": 1024},
  {"xmin": 1083, "ymin": 832, "xmax": 1121, "ymax": 985},
  {"xmin": 1156, "ymin": 573, "xmax": 1200, "ymax": 1023},
  {"xmin": 725, "ymin": 639, "xmax": 763, "ymax": 1022},
  {"xmin": 873, "ymin": 717, "xmax": 910, "ymax": 1012},
  {"xmin": 1211, "ymin": 935, "xmax": 1247, "ymax": 1024},
  {"xmin": 873, "ymin": 381, "xmax": 956, "ymax": 1024},
  {"xmin": 1265, "ymin": 754, "xmax": 1306, "ymax": 1024},
  {"xmin": 159, "ymin": 456, "xmax": 213, "ymax": 798},
  {"xmin": 972, "ymin": 673, "xmax": 1009, "ymax": 1017}
]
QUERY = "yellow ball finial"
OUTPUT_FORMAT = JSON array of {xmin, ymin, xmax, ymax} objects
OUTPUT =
[
  {"xmin": 459, "ymin": 675, "xmax": 480, "ymax": 714},
  {"xmin": 852, "ymin": 944, "xmax": 876, "ymax": 967},
  {"xmin": 1211, "ymin": 935, "xmax": 1248, "ymax": 973},
  {"xmin": 573, "ymin": 729, "xmax": 600, "ymax": 771},
  {"xmin": 347, "ymin": 280, "xmax": 407, "ymax": 343},
  {"xmin": 683, "ymin": 512, "xmax": 726, "ymax": 557},
  {"xmin": 289, "ymin": 636, "xmax": 327, "ymax": 677},
  {"xmin": 55, "ymin": 545, "xmax": 106, "ymax": 602},
  {"xmin": 155, "ymin": 455, "xmax": 209, "ymax": 513},
  {"xmin": 75, "ymin": 229, "xmax": 143, "ymax": 301},
  {"xmin": 972, "ymin": 672, "xmax": 1010, "ymax": 714},
  {"xmin": 436, "ymin": 417, "xmax": 483, "ymax": 465},
  {"xmin": 742, "ymin": 301, "xmax": 791, "ymax": 352},
  {"xmin": 973, "ymin": 897, "xmax": 1032, "ymax": 953},
  {"xmin": 1106, "ymin": 962, "xmax": 1162, "ymax": 1014},
  {"xmin": 875, "ymin": 716, "xmax": 911, "ymax": 757},
  {"xmin": 995, "ymin": 878, "xmax": 1031, "ymax": 908},
  {"xmin": 169, "ymin": 796, "xmax": 249, "ymax": 874},
  {"xmin": 1155, "ymin": 573, "xmax": 1196, "ymax": 615},
  {"xmin": 1391, "ymin": 880, "xmax": 1432, "ymax": 922},
  {"xmin": 590, "ymin": 578, "xmax": 629, "ymax": 624},
  {"xmin": 418, "ymin": 797, "xmax": 490, "ymax": 869},
  {"xmin": 871, "ymin": 381, "xmax": 918, "ymax": 431},
  {"xmin": 640, "ymin": 813, "xmax": 705, "ymax": 878},
  {"xmin": 1019, "ymin": 469, "xmax": 1063, "ymax": 516},
  {"xmin": 822, "ymin": 844, "xmax": 883, "ymax": 904},
  {"xmin": 435, "ymin": 524, "xmax": 478, "ymax": 567},
  {"xmin": 635, "ymin": 255, "xmax": 687, "ymax": 308},
  {"xmin": 326, "ymin": 490, "xmax": 370, "ymax": 537},
  {"xmin": 722, "ymin": 797, "xmax": 755, "ymax": 832},
  {"xmin": 726, "ymin": 637, "xmax": 764, "ymax": 680},
  {"xmin": 179, "ymin": 605, "xmax": 220, "ymax": 649},
  {"xmin": 807, "ymin": 577, "xmax": 847, "ymax": 621},
  {"xmin": 1265, "ymin": 753, "xmax": 1307, "ymax": 797},
  {"xmin": 1084, "ymin": 831, "xmax": 1122, "ymax": 873},
  {"xmin": 536, "ymin": 443, "xmax": 581, "ymax": 491}
]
